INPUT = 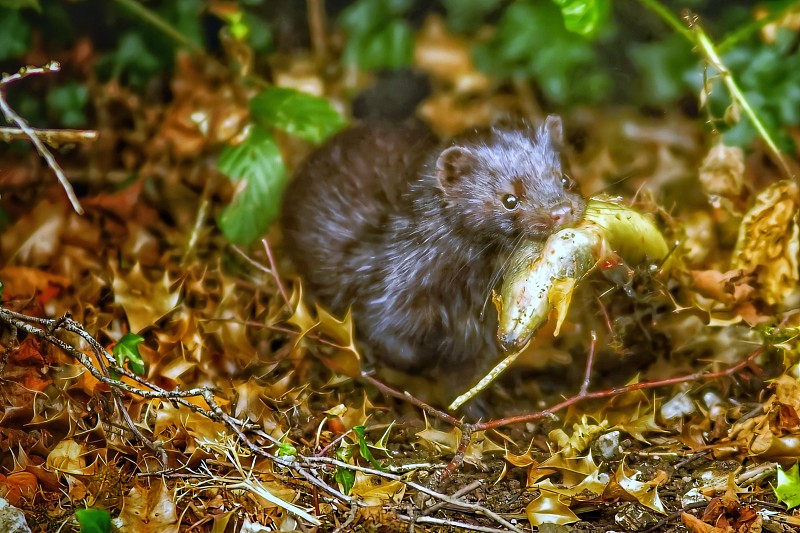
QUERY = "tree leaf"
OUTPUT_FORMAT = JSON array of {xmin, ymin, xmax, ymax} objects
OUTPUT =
[
  {"xmin": 339, "ymin": 0, "xmax": 414, "ymax": 70},
  {"xmin": 354, "ymin": 425, "xmax": 386, "ymax": 471},
  {"xmin": 551, "ymin": 0, "xmax": 610, "ymax": 38},
  {"xmin": 774, "ymin": 462, "xmax": 800, "ymax": 509},
  {"xmin": 113, "ymin": 333, "xmax": 146, "ymax": 376},
  {"xmin": 0, "ymin": 10, "xmax": 31, "ymax": 61},
  {"xmin": 218, "ymin": 126, "xmax": 287, "ymax": 245},
  {"xmin": 250, "ymin": 87, "xmax": 345, "ymax": 144},
  {"xmin": 76, "ymin": 508, "xmax": 111, "ymax": 533},
  {"xmin": 0, "ymin": 0, "xmax": 40, "ymax": 10}
]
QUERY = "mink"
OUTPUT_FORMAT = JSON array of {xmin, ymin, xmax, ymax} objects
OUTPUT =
[{"xmin": 280, "ymin": 117, "xmax": 586, "ymax": 386}]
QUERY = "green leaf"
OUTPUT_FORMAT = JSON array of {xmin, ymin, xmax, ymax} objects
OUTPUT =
[
  {"xmin": 774, "ymin": 463, "xmax": 800, "ymax": 509},
  {"xmin": 0, "ymin": 0, "xmax": 40, "ymax": 10},
  {"xmin": 277, "ymin": 442, "xmax": 297, "ymax": 457},
  {"xmin": 244, "ymin": 11, "xmax": 273, "ymax": 53},
  {"xmin": 442, "ymin": 0, "xmax": 502, "ymax": 34},
  {"xmin": 334, "ymin": 466, "xmax": 355, "ymax": 494},
  {"xmin": 353, "ymin": 425, "xmax": 386, "ymax": 472},
  {"xmin": 46, "ymin": 82, "xmax": 89, "ymax": 128},
  {"xmin": 551, "ymin": 0, "xmax": 610, "ymax": 38},
  {"xmin": 217, "ymin": 126, "xmax": 287, "ymax": 245},
  {"xmin": 334, "ymin": 443, "xmax": 355, "ymax": 494},
  {"xmin": 113, "ymin": 333, "xmax": 146, "ymax": 376},
  {"xmin": 76, "ymin": 508, "xmax": 111, "ymax": 533},
  {"xmin": 102, "ymin": 31, "xmax": 163, "ymax": 87},
  {"xmin": 339, "ymin": 0, "xmax": 415, "ymax": 70},
  {"xmin": 630, "ymin": 34, "xmax": 695, "ymax": 105},
  {"xmin": 0, "ymin": 10, "xmax": 31, "ymax": 61},
  {"xmin": 473, "ymin": 1, "xmax": 609, "ymax": 105},
  {"xmin": 249, "ymin": 87, "xmax": 345, "ymax": 144}
]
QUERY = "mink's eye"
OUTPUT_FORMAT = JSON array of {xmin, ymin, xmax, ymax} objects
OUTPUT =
[
  {"xmin": 501, "ymin": 194, "xmax": 519, "ymax": 210},
  {"xmin": 560, "ymin": 173, "xmax": 576, "ymax": 190}
]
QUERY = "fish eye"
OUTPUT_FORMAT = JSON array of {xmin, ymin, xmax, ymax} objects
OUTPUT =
[{"xmin": 502, "ymin": 194, "xmax": 519, "ymax": 210}]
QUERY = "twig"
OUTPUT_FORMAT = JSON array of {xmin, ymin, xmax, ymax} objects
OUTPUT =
[
  {"xmin": 397, "ymin": 513, "xmax": 520, "ymax": 533},
  {"xmin": 0, "ymin": 127, "xmax": 98, "ymax": 146},
  {"xmin": 301, "ymin": 456, "xmax": 523, "ymax": 533},
  {"xmin": 422, "ymin": 479, "xmax": 483, "ymax": 516},
  {"xmin": 637, "ymin": 0, "xmax": 793, "ymax": 179},
  {"xmin": 0, "ymin": 63, "xmax": 84, "ymax": 214},
  {"xmin": 474, "ymin": 347, "xmax": 764, "ymax": 432},
  {"xmin": 580, "ymin": 331, "xmax": 598, "ymax": 395},
  {"xmin": 307, "ymin": 0, "xmax": 328, "ymax": 64},
  {"xmin": 262, "ymin": 238, "xmax": 292, "ymax": 308}
]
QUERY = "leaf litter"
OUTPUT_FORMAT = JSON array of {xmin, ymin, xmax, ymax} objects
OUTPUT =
[{"xmin": 1, "ymin": 6, "xmax": 800, "ymax": 533}]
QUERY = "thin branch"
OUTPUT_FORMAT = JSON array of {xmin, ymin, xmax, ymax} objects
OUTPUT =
[
  {"xmin": 0, "ymin": 127, "xmax": 98, "ymax": 146},
  {"xmin": 0, "ymin": 63, "xmax": 84, "ymax": 214}
]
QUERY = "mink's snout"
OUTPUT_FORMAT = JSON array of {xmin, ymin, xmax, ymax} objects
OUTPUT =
[{"xmin": 549, "ymin": 202, "xmax": 582, "ymax": 228}]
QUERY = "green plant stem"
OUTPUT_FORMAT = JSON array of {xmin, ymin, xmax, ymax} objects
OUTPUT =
[
  {"xmin": 694, "ymin": 29, "xmax": 790, "ymax": 178},
  {"xmin": 113, "ymin": 0, "xmax": 204, "ymax": 54},
  {"xmin": 636, "ymin": 0, "xmax": 691, "ymax": 40},
  {"xmin": 637, "ymin": 0, "xmax": 793, "ymax": 179},
  {"xmin": 717, "ymin": 2, "xmax": 800, "ymax": 53}
]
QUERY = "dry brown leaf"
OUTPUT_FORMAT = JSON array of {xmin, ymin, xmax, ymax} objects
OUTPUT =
[
  {"xmin": 116, "ymin": 483, "xmax": 179, "ymax": 533},
  {"xmin": 414, "ymin": 15, "xmax": 490, "ymax": 94},
  {"xmin": 113, "ymin": 263, "xmax": 182, "ymax": 333},
  {"xmin": 732, "ymin": 179, "xmax": 800, "ymax": 306},
  {"xmin": 698, "ymin": 141, "xmax": 745, "ymax": 198}
]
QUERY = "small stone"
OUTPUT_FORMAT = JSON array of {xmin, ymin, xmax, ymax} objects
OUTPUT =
[
  {"xmin": 681, "ymin": 487, "xmax": 707, "ymax": 507},
  {"xmin": 0, "ymin": 498, "xmax": 31, "ymax": 533},
  {"xmin": 593, "ymin": 431, "xmax": 622, "ymax": 461}
]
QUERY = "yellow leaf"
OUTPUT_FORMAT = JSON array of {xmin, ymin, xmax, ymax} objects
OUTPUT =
[
  {"xmin": 350, "ymin": 471, "xmax": 405, "ymax": 506},
  {"xmin": 526, "ymin": 491, "xmax": 579, "ymax": 527},
  {"xmin": 113, "ymin": 263, "xmax": 182, "ymax": 333}
]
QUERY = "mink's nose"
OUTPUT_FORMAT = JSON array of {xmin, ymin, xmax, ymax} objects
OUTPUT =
[{"xmin": 550, "ymin": 204, "xmax": 575, "ymax": 226}]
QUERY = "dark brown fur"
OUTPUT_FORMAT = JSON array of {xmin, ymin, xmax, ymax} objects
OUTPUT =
[{"xmin": 280, "ymin": 117, "xmax": 585, "ymax": 383}]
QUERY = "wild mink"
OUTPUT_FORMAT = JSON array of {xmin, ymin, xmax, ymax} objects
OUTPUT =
[{"xmin": 280, "ymin": 117, "xmax": 586, "ymax": 387}]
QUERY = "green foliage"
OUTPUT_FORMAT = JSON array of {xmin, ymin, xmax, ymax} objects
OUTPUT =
[
  {"xmin": 473, "ymin": 0, "xmax": 610, "ymax": 105},
  {"xmin": 334, "ymin": 443, "xmax": 355, "ymax": 494},
  {"xmin": 277, "ymin": 441, "xmax": 297, "ymax": 457},
  {"xmin": 217, "ymin": 126, "xmax": 287, "ymax": 246},
  {"xmin": 95, "ymin": 31, "xmax": 163, "ymax": 88},
  {"xmin": 551, "ymin": 0, "xmax": 611, "ymax": 38},
  {"xmin": 774, "ymin": 463, "xmax": 800, "ymax": 509},
  {"xmin": 0, "ymin": 9, "xmax": 31, "ymax": 61},
  {"xmin": 339, "ymin": 0, "xmax": 415, "ymax": 69},
  {"xmin": 353, "ymin": 425, "xmax": 386, "ymax": 471},
  {"xmin": 630, "ymin": 33, "xmax": 696, "ymax": 106},
  {"xmin": 243, "ymin": 11, "xmax": 273, "ymax": 53},
  {"xmin": 0, "ymin": 0, "xmax": 39, "ymax": 10},
  {"xmin": 442, "ymin": 0, "xmax": 502, "ymax": 34},
  {"xmin": 218, "ymin": 87, "xmax": 344, "ymax": 246},
  {"xmin": 250, "ymin": 87, "xmax": 346, "ymax": 144},
  {"xmin": 76, "ymin": 508, "xmax": 111, "ymax": 533},
  {"xmin": 46, "ymin": 82, "xmax": 89, "ymax": 128},
  {"xmin": 717, "ymin": 29, "xmax": 800, "ymax": 150},
  {"xmin": 113, "ymin": 333, "xmax": 146, "ymax": 376}
]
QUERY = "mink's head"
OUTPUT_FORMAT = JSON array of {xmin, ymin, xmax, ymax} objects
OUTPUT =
[{"xmin": 434, "ymin": 115, "xmax": 586, "ymax": 242}]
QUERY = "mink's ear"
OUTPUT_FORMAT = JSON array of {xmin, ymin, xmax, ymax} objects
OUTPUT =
[
  {"xmin": 543, "ymin": 114, "xmax": 564, "ymax": 147},
  {"xmin": 436, "ymin": 146, "xmax": 476, "ymax": 193}
]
